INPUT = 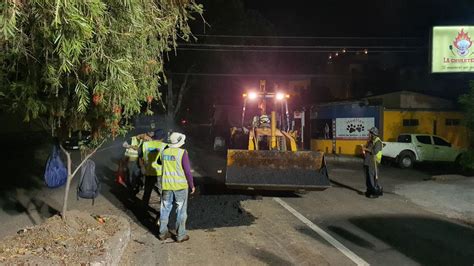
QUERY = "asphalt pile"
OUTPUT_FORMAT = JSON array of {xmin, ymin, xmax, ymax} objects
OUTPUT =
[{"xmin": 187, "ymin": 194, "xmax": 256, "ymax": 230}]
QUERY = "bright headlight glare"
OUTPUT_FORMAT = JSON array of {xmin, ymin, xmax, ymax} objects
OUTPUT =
[
  {"xmin": 276, "ymin": 92, "xmax": 285, "ymax": 100},
  {"xmin": 248, "ymin": 92, "xmax": 258, "ymax": 100}
]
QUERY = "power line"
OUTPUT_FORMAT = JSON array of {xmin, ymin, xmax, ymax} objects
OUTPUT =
[
  {"xmin": 178, "ymin": 43, "xmax": 425, "ymax": 49},
  {"xmin": 169, "ymin": 72, "xmax": 353, "ymax": 78},
  {"xmin": 176, "ymin": 48, "xmax": 424, "ymax": 53},
  {"xmin": 195, "ymin": 34, "xmax": 423, "ymax": 40}
]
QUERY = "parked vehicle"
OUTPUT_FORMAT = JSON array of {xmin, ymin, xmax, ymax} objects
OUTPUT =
[{"xmin": 382, "ymin": 134, "xmax": 465, "ymax": 168}]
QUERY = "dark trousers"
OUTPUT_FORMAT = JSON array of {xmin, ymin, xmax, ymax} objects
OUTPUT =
[
  {"xmin": 364, "ymin": 165, "xmax": 377, "ymax": 194},
  {"xmin": 127, "ymin": 160, "xmax": 141, "ymax": 190},
  {"xmin": 143, "ymin": 175, "xmax": 158, "ymax": 206}
]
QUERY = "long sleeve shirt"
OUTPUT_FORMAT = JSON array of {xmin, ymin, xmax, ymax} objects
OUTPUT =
[
  {"xmin": 181, "ymin": 151, "xmax": 194, "ymax": 190},
  {"xmin": 363, "ymin": 138, "xmax": 382, "ymax": 169}
]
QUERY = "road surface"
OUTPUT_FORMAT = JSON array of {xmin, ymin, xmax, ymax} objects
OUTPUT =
[{"xmin": 1, "ymin": 136, "xmax": 473, "ymax": 265}]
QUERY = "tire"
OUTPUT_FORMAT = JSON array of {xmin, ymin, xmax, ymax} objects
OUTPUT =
[
  {"xmin": 398, "ymin": 151, "xmax": 415, "ymax": 169},
  {"xmin": 454, "ymin": 154, "xmax": 464, "ymax": 169}
]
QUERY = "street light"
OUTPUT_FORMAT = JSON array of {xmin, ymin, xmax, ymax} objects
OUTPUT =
[
  {"xmin": 276, "ymin": 92, "xmax": 285, "ymax": 100},
  {"xmin": 248, "ymin": 91, "xmax": 258, "ymax": 100}
]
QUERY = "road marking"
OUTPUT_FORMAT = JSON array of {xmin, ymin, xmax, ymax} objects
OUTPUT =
[{"xmin": 273, "ymin": 197, "xmax": 370, "ymax": 266}]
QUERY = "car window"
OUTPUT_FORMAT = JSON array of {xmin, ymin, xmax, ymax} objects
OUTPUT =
[
  {"xmin": 397, "ymin": 135, "xmax": 412, "ymax": 143},
  {"xmin": 433, "ymin": 136, "xmax": 450, "ymax": 147},
  {"xmin": 416, "ymin": 135, "xmax": 432, "ymax": 144}
]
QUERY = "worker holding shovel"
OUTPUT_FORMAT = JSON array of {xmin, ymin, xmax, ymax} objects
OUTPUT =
[{"xmin": 362, "ymin": 127, "xmax": 383, "ymax": 198}]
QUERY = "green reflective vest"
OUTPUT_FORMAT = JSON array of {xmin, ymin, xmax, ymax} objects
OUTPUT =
[
  {"xmin": 374, "ymin": 137, "xmax": 383, "ymax": 163},
  {"xmin": 125, "ymin": 136, "xmax": 141, "ymax": 159},
  {"xmin": 161, "ymin": 147, "xmax": 188, "ymax": 191},
  {"xmin": 142, "ymin": 141, "xmax": 167, "ymax": 176}
]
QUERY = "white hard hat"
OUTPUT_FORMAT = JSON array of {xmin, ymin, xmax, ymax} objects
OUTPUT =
[{"xmin": 168, "ymin": 132, "xmax": 186, "ymax": 148}]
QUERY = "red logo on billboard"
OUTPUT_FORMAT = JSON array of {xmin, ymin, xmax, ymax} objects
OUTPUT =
[{"xmin": 452, "ymin": 29, "xmax": 472, "ymax": 57}]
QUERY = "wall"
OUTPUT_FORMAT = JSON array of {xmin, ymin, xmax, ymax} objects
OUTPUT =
[
  {"xmin": 383, "ymin": 110, "xmax": 469, "ymax": 148},
  {"xmin": 310, "ymin": 103, "xmax": 382, "ymax": 155},
  {"xmin": 311, "ymin": 139, "xmax": 366, "ymax": 155}
]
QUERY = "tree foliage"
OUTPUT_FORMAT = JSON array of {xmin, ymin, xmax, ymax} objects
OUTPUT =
[
  {"xmin": 459, "ymin": 81, "xmax": 474, "ymax": 169},
  {"xmin": 1, "ymin": 0, "xmax": 203, "ymax": 140}
]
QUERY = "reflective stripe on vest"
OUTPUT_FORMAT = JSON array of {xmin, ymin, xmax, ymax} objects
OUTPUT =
[
  {"xmin": 374, "ymin": 137, "xmax": 383, "ymax": 163},
  {"xmin": 124, "ymin": 137, "xmax": 140, "ymax": 159},
  {"xmin": 161, "ymin": 148, "xmax": 188, "ymax": 191},
  {"xmin": 142, "ymin": 141, "xmax": 167, "ymax": 176}
]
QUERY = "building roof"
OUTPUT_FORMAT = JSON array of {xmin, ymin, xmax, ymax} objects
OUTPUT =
[
  {"xmin": 364, "ymin": 90, "xmax": 454, "ymax": 109},
  {"xmin": 313, "ymin": 90, "xmax": 456, "ymax": 110}
]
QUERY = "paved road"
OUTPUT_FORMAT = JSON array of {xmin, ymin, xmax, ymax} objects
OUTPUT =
[
  {"xmin": 185, "ymin": 136, "xmax": 474, "ymax": 265},
  {"xmin": 1, "ymin": 135, "xmax": 473, "ymax": 265},
  {"xmin": 282, "ymin": 163, "xmax": 474, "ymax": 265}
]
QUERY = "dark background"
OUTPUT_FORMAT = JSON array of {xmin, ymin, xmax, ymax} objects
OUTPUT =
[{"xmin": 165, "ymin": 0, "xmax": 474, "ymax": 122}]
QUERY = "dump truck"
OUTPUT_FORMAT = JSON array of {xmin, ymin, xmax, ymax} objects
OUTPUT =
[{"xmin": 225, "ymin": 80, "xmax": 330, "ymax": 191}]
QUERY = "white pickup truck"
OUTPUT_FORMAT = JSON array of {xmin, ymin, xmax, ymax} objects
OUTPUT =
[{"xmin": 382, "ymin": 134, "xmax": 465, "ymax": 168}]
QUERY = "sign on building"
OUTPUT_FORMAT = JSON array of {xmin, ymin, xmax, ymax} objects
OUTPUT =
[
  {"xmin": 432, "ymin": 26, "xmax": 474, "ymax": 73},
  {"xmin": 335, "ymin": 117, "xmax": 374, "ymax": 139}
]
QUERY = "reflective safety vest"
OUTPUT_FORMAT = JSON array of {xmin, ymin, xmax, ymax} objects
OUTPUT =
[
  {"xmin": 374, "ymin": 137, "xmax": 383, "ymax": 163},
  {"xmin": 124, "ymin": 137, "xmax": 141, "ymax": 160},
  {"xmin": 142, "ymin": 141, "xmax": 167, "ymax": 176},
  {"xmin": 161, "ymin": 147, "xmax": 188, "ymax": 191}
]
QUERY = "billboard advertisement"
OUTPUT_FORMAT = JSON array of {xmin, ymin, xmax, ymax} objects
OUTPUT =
[
  {"xmin": 432, "ymin": 26, "xmax": 474, "ymax": 73},
  {"xmin": 335, "ymin": 117, "xmax": 374, "ymax": 139}
]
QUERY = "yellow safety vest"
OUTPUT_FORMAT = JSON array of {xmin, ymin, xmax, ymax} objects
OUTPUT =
[
  {"xmin": 124, "ymin": 137, "xmax": 141, "ymax": 159},
  {"xmin": 161, "ymin": 147, "xmax": 188, "ymax": 191},
  {"xmin": 374, "ymin": 137, "xmax": 383, "ymax": 163},
  {"xmin": 142, "ymin": 141, "xmax": 167, "ymax": 176}
]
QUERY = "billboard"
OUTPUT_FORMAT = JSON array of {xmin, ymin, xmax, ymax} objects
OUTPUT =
[
  {"xmin": 335, "ymin": 117, "xmax": 374, "ymax": 139},
  {"xmin": 432, "ymin": 26, "xmax": 474, "ymax": 73}
]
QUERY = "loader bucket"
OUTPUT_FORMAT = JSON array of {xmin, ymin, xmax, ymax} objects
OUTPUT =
[{"xmin": 225, "ymin": 150, "xmax": 330, "ymax": 191}]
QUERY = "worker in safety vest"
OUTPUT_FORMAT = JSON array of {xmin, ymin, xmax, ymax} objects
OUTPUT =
[
  {"xmin": 362, "ymin": 127, "xmax": 383, "ymax": 198},
  {"xmin": 158, "ymin": 132, "xmax": 195, "ymax": 243},
  {"xmin": 139, "ymin": 129, "xmax": 168, "ymax": 208},
  {"xmin": 122, "ymin": 131, "xmax": 153, "ymax": 195}
]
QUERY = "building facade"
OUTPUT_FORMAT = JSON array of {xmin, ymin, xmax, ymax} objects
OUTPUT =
[{"xmin": 311, "ymin": 91, "xmax": 469, "ymax": 155}]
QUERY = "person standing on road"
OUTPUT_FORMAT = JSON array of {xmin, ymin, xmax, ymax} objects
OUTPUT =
[
  {"xmin": 362, "ymin": 127, "xmax": 383, "ymax": 198},
  {"xmin": 122, "ymin": 131, "xmax": 153, "ymax": 195},
  {"xmin": 324, "ymin": 123, "xmax": 330, "ymax": 139},
  {"xmin": 139, "ymin": 129, "xmax": 168, "ymax": 208},
  {"xmin": 158, "ymin": 132, "xmax": 195, "ymax": 243}
]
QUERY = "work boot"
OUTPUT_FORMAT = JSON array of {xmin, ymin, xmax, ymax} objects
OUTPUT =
[
  {"xmin": 378, "ymin": 186, "xmax": 384, "ymax": 196},
  {"xmin": 158, "ymin": 232, "xmax": 172, "ymax": 241},
  {"xmin": 176, "ymin": 235, "xmax": 190, "ymax": 243}
]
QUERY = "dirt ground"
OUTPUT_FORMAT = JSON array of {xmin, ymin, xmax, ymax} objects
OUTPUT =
[{"xmin": 0, "ymin": 210, "xmax": 121, "ymax": 264}]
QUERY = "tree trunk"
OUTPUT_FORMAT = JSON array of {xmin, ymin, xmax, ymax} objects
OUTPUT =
[
  {"xmin": 59, "ymin": 141, "xmax": 104, "ymax": 220},
  {"xmin": 174, "ymin": 71, "xmax": 191, "ymax": 117},
  {"xmin": 167, "ymin": 77, "xmax": 174, "ymax": 123},
  {"xmin": 60, "ymin": 146, "xmax": 72, "ymax": 220}
]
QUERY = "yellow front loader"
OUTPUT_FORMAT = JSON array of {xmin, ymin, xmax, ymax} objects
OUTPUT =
[{"xmin": 225, "ymin": 81, "xmax": 330, "ymax": 191}]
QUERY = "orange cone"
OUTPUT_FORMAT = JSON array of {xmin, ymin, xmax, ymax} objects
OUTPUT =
[{"xmin": 116, "ymin": 161, "xmax": 126, "ymax": 186}]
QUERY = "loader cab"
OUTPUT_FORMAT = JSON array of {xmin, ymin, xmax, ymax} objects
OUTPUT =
[{"xmin": 225, "ymin": 81, "xmax": 330, "ymax": 191}]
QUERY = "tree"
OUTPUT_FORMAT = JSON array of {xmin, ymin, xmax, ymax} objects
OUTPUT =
[
  {"xmin": 459, "ymin": 81, "xmax": 474, "ymax": 170},
  {"xmin": 164, "ymin": 67, "xmax": 194, "ymax": 123},
  {"xmin": 0, "ymin": 0, "xmax": 203, "ymax": 219}
]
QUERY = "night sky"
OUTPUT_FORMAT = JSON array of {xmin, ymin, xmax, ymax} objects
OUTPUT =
[
  {"xmin": 243, "ymin": 0, "xmax": 473, "ymax": 37},
  {"xmin": 168, "ymin": 0, "xmax": 474, "ymax": 119}
]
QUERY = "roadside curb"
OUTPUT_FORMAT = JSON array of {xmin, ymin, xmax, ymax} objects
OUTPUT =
[
  {"xmin": 92, "ymin": 215, "xmax": 131, "ymax": 266},
  {"xmin": 325, "ymin": 155, "xmax": 363, "ymax": 163}
]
